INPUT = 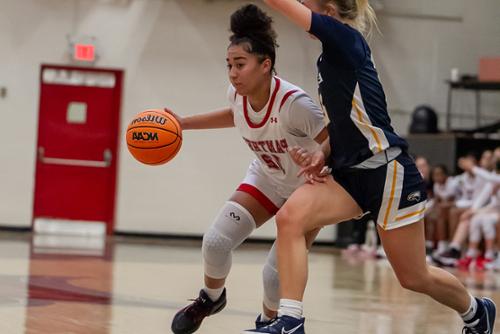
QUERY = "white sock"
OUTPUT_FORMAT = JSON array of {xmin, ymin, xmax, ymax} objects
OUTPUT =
[
  {"xmin": 460, "ymin": 295, "xmax": 478, "ymax": 322},
  {"xmin": 465, "ymin": 248, "xmax": 478, "ymax": 258},
  {"xmin": 425, "ymin": 240, "xmax": 434, "ymax": 249},
  {"xmin": 485, "ymin": 250, "xmax": 495, "ymax": 260},
  {"xmin": 278, "ymin": 299, "xmax": 303, "ymax": 319},
  {"xmin": 260, "ymin": 313, "xmax": 272, "ymax": 322},
  {"xmin": 437, "ymin": 240, "xmax": 448, "ymax": 253},
  {"xmin": 203, "ymin": 286, "xmax": 224, "ymax": 302}
]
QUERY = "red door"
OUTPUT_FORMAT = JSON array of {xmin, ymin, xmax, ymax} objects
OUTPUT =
[{"xmin": 33, "ymin": 65, "xmax": 123, "ymax": 235}]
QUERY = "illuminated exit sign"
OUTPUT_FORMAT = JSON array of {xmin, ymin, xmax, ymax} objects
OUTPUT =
[
  {"xmin": 68, "ymin": 35, "xmax": 99, "ymax": 65},
  {"xmin": 74, "ymin": 44, "xmax": 95, "ymax": 62}
]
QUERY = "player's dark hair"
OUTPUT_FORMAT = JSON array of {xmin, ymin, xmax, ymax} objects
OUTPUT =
[
  {"xmin": 229, "ymin": 4, "xmax": 278, "ymax": 74},
  {"xmin": 463, "ymin": 152, "xmax": 478, "ymax": 161},
  {"xmin": 433, "ymin": 164, "xmax": 449, "ymax": 176}
]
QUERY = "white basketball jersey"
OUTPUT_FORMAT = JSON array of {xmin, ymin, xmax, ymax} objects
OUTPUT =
[{"xmin": 229, "ymin": 76, "xmax": 324, "ymax": 197}]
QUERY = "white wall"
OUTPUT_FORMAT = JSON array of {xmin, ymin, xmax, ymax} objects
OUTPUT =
[
  {"xmin": 0, "ymin": 0, "xmax": 499, "ymax": 238},
  {"xmin": 372, "ymin": 0, "xmax": 500, "ymax": 131}
]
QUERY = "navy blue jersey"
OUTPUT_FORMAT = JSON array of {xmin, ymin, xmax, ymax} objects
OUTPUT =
[{"xmin": 309, "ymin": 13, "xmax": 408, "ymax": 170}]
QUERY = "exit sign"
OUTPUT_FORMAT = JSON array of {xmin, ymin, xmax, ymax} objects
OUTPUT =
[{"xmin": 74, "ymin": 44, "xmax": 96, "ymax": 62}]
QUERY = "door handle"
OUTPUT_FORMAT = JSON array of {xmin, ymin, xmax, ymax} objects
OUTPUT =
[{"xmin": 38, "ymin": 147, "xmax": 112, "ymax": 168}]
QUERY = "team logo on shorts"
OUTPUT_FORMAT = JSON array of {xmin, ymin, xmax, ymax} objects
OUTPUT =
[{"xmin": 407, "ymin": 191, "xmax": 421, "ymax": 202}]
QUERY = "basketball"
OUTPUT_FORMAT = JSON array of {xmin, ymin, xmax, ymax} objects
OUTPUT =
[{"xmin": 126, "ymin": 109, "xmax": 182, "ymax": 165}]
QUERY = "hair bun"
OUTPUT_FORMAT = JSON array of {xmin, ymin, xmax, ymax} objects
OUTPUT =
[{"xmin": 230, "ymin": 4, "xmax": 275, "ymax": 41}]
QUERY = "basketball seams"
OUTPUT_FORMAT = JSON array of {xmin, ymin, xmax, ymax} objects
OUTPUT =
[
  {"xmin": 127, "ymin": 140, "xmax": 178, "ymax": 149},
  {"xmin": 126, "ymin": 109, "xmax": 183, "ymax": 165},
  {"xmin": 148, "ymin": 140, "xmax": 182, "ymax": 165}
]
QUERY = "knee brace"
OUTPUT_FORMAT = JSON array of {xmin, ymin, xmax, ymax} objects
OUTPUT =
[
  {"xmin": 469, "ymin": 216, "xmax": 482, "ymax": 243},
  {"xmin": 202, "ymin": 201, "xmax": 256, "ymax": 279},
  {"xmin": 262, "ymin": 242, "xmax": 280, "ymax": 311}
]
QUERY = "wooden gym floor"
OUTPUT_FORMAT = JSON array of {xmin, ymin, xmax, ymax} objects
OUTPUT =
[{"xmin": 0, "ymin": 232, "xmax": 498, "ymax": 334}]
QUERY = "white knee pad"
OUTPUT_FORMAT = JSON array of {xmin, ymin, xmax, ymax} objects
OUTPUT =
[
  {"xmin": 480, "ymin": 213, "xmax": 499, "ymax": 240},
  {"xmin": 203, "ymin": 201, "xmax": 256, "ymax": 279},
  {"xmin": 262, "ymin": 242, "xmax": 280, "ymax": 311},
  {"xmin": 469, "ymin": 216, "xmax": 482, "ymax": 243}
]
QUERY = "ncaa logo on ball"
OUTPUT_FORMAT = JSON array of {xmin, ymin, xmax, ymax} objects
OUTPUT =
[{"xmin": 132, "ymin": 132, "xmax": 159, "ymax": 141}]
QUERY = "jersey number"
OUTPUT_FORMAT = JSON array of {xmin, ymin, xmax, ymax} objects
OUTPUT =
[{"xmin": 261, "ymin": 154, "xmax": 285, "ymax": 173}]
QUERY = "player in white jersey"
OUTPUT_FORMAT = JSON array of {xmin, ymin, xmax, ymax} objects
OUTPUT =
[
  {"xmin": 230, "ymin": 76, "xmax": 324, "ymax": 202},
  {"xmin": 432, "ymin": 154, "xmax": 489, "ymax": 267},
  {"xmin": 169, "ymin": 5, "xmax": 327, "ymax": 334},
  {"xmin": 457, "ymin": 154, "xmax": 500, "ymax": 270}
]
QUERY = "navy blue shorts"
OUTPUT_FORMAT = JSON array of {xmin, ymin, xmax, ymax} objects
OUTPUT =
[{"xmin": 333, "ymin": 152, "xmax": 427, "ymax": 230}]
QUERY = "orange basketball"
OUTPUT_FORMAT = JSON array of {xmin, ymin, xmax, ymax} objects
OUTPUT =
[{"xmin": 126, "ymin": 109, "xmax": 182, "ymax": 165}]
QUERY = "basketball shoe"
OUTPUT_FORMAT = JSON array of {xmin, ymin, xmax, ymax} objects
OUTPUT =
[
  {"xmin": 243, "ymin": 315, "xmax": 305, "ymax": 334},
  {"xmin": 171, "ymin": 288, "xmax": 226, "ymax": 334},
  {"xmin": 463, "ymin": 297, "xmax": 496, "ymax": 334},
  {"xmin": 432, "ymin": 247, "xmax": 461, "ymax": 267},
  {"xmin": 254, "ymin": 314, "xmax": 276, "ymax": 329}
]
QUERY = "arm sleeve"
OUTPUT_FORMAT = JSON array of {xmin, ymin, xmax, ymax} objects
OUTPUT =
[
  {"xmin": 308, "ymin": 12, "xmax": 366, "ymax": 67},
  {"xmin": 473, "ymin": 166, "xmax": 500, "ymax": 184},
  {"xmin": 282, "ymin": 94, "xmax": 325, "ymax": 139}
]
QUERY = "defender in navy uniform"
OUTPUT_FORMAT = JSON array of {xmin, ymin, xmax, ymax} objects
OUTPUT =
[{"xmin": 244, "ymin": 0, "xmax": 496, "ymax": 333}]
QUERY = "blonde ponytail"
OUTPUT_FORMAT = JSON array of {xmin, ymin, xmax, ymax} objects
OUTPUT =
[
  {"xmin": 354, "ymin": 0, "xmax": 378, "ymax": 37},
  {"xmin": 320, "ymin": 0, "xmax": 379, "ymax": 37}
]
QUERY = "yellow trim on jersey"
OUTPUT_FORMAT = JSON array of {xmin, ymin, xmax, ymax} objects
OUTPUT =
[
  {"xmin": 395, "ymin": 208, "xmax": 426, "ymax": 222},
  {"xmin": 383, "ymin": 160, "xmax": 398, "ymax": 229},
  {"xmin": 352, "ymin": 100, "xmax": 383, "ymax": 153}
]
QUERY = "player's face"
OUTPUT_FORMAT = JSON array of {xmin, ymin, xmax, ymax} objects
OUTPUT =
[
  {"xmin": 479, "ymin": 150, "xmax": 493, "ymax": 170},
  {"xmin": 227, "ymin": 45, "xmax": 270, "ymax": 96},
  {"xmin": 432, "ymin": 167, "xmax": 446, "ymax": 184},
  {"xmin": 494, "ymin": 148, "xmax": 500, "ymax": 171},
  {"xmin": 415, "ymin": 157, "xmax": 430, "ymax": 180}
]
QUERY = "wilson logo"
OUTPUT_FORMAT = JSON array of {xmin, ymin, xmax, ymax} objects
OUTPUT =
[
  {"xmin": 132, "ymin": 132, "xmax": 159, "ymax": 141},
  {"xmin": 131, "ymin": 114, "xmax": 166, "ymax": 126}
]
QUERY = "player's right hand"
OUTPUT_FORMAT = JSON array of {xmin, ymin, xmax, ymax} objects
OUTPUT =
[
  {"xmin": 289, "ymin": 146, "xmax": 312, "ymax": 167},
  {"xmin": 164, "ymin": 108, "xmax": 185, "ymax": 128},
  {"xmin": 288, "ymin": 146, "xmax": 328, "ymax": 184}
]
